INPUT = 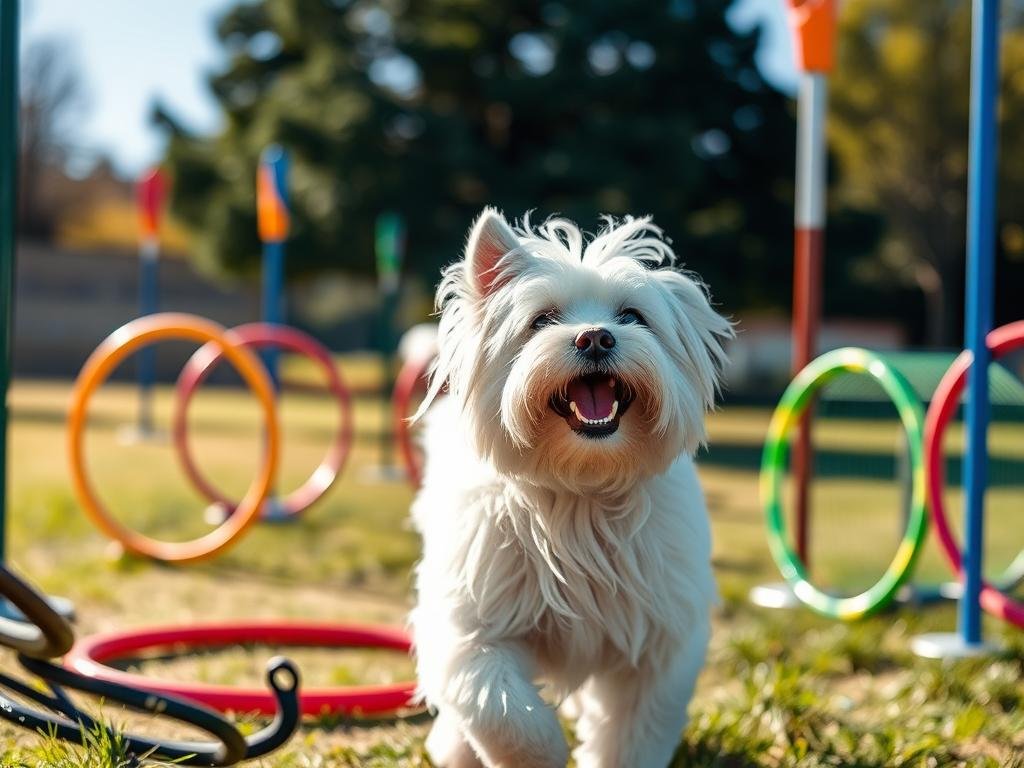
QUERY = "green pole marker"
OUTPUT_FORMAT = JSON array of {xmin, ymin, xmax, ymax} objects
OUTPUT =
[
  {"xmin": 761, "ymin": 347, "xmax": 928, "ymax": 620},
  {"xmin": 0, "ymin": 0, "xmax": 20, "ymax": 563},
  {"xmin": 374, "ymin": 212, "xmax": 404, "ymax": 470},
  {"xmin": 375, "ymin": 212, "xmax": 404, "ymax": 293}
]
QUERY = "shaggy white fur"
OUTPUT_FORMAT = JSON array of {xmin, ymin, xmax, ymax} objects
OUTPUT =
[{"xmin": 409, "ymin": 209, "xmax": 732, "ymax": 768}]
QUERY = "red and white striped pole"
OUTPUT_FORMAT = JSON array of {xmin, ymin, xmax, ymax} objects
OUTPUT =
[
  {"xmin": 790, "ymin": 0, "xmax": 834, "ymax": 567},
  {"xmin": 751, "ymin": 0, "xmax": 834, "ymax": 609}
]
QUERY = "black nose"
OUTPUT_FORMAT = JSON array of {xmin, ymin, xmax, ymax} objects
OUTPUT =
[{"xmin": 574, "ymin": 328, "xmax": 616, "ymax": 360}]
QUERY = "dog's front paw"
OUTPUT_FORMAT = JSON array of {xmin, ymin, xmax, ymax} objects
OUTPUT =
[
  {"xmin": 468, "ymin": 707, "xmax": 568, "ymax": 768},
  {"xmin": 426, "ymin": 709, "xmax": 485, "ymax": 768},
  {"xmin": 457, "ymin": 682, "xmax": 568, "ymax": 768}
]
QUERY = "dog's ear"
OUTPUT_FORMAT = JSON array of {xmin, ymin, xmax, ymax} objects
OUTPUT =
[{"xmin": 465, "ymin": 207, "xmax": 521, "ymax": 298}]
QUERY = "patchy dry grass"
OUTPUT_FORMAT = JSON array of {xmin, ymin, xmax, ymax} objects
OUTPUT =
[{"xmin": 0, "ymin": 370, "xmax": 1022, "ymax": 766}]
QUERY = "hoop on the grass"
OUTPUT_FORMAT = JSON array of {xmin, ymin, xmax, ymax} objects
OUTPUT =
[
  {"xmin": 67, "ymin": 314, "xmax": 280, "ymax": 564},
  {"xmin": 65, "ymin": 622, "xmax": 417, "ymax": 717},
  {"xmin": 392, "ymin": 353, "xmax": 434, "ymax": 487},
  {"xmin": 926, "ymin": 320, "xmax": 1024, "ymax": 629},
  {"xmin": 762, "ymin": 347, "xmax": 928, "ymax": 620},
  {"xmin": 174, "ymin": 323, "xmax": 354, "ymax": 520}
]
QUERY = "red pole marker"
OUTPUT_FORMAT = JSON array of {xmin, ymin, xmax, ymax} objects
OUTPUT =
[{"xmin": 137, "ymin": 168, "xmax": 166, "ymax": 243}]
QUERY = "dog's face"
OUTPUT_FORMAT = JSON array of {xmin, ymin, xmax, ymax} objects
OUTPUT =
[{"xmin": 425, "ymin": 209, "xmax": 732, "ymax": 493}]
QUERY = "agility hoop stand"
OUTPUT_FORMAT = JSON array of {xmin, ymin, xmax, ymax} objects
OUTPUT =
[
  {"xmin": 203, "ymin": 145, "xmax": 294, "ymax": 525},
  {"xmin": 362, "ymin": 211, "xmax": 408, "ymax": 483},
  {"xmin": 0, "ymin": 0, "xmax": 73, "ymax": 624},
  {"xmin": 118, "ymin": 167, "xmax": 168, "ymax": 446},
  {"xmin": 750, "ymin": 0, "xmax": 833, "ymax": 611},
  {"xmin": 911, "ymin": 0, "xmax": 1001, "ymax": 660}
]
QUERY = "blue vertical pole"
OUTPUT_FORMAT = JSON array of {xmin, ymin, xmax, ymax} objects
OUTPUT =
[
  {"xmin": 960, "ymin": 0, "xmax": 1000, "ymax": 646},
  {"xmin": 261, "ymin": 240, "xmax": 284, "ymax": 386},
  {"xmin": 258, "ymin": 146, "xmax": 289, "ymax": 388}
]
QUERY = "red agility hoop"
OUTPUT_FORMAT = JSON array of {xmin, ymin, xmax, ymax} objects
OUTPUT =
[
  {"xmin": 174, "ymin": 323, "xmax": 353, "ymax": 521},
  {"xmin": 392, "ymin": 353, "xmax": 434, "ymax": 487},
  {"xmin": 65, "ymin": 623, "xmax": 416, "ymax": 717},
  {"xmin": 926, "ymin": 320, "xmax": 1024, "ymax": 628}
]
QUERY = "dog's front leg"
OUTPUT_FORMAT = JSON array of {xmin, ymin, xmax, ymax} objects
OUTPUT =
[
  {"xmin": 437, "ymin": 641, "xmax": 568, "ymax": 768},
  {"xmin": 572, "ymin": 627, "xmax": 709, "ymax": 768}
]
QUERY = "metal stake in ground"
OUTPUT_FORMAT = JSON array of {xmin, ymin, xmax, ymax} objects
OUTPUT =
[
  {"xmin": 751, "ymin": 0, "xmax": 834, "ymax": 611},
  {"xmin": 913, "ymin": 0, "xmax": 1001, "ymax": 659},
  {"xmin": 0, "ymin": 0, "xmax": 73, "ymax": 623}
]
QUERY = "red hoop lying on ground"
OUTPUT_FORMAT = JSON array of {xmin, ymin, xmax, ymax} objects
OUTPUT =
[
  {"xmin": 392, "ymin": 353, "xmax": 434, "ymax": 487},
  {"xmin": 174, "ymin": 323, "xmax": 354, "ymax": 521},
  {"xmin": 65, "ymin": 623, "xmax": 417, "ymax": 716},
  {"xmin": 926, "ymin": 320, "xmax": 1024, "ymax": 629}
]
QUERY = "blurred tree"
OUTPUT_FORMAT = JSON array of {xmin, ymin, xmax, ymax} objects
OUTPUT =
[
  {"xmin": 829, "ymin": 0, "xmax": 1024, "ymax": 346},
  {"xmin": 18, "ymin": 36, "xmax": 88, "ymax": 238},
  {"xmin": 158, "ymin": 0, "xmax": 879, "ymax": 320}
]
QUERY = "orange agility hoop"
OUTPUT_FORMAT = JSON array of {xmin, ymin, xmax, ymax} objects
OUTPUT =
[
  {"xmin": 785, "ymin": 0, "xmax": 836, "ymax": 73},
  {"xmin": 67, "ymin": 314, "xmax": 280, "ymax": 564}
]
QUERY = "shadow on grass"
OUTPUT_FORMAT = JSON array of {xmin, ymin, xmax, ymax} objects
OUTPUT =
[{"xmin": 305, "ymin": 707, "xmax": 432, "ymax": 732}]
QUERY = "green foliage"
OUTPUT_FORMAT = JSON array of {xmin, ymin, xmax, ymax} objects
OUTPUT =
[
  {"xmin": 157, "ymin": 0, "xmax": 807, "ymax": 313},
  {"xmin": 829, "ymin": 0, "xmax": 1024, "ymax": 345}
]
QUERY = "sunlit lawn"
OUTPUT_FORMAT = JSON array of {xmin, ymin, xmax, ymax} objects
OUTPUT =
[{"xmin": 0, "ymin": 364, "xmax": 1022, "ymax": 766}]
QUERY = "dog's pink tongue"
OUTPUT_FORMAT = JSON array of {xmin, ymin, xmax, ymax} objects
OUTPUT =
[{"xmin": 568, "ymin": 377, "xmax": 615, "ymax": 420}]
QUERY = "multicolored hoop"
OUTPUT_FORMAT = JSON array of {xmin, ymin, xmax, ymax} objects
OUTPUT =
[
  {"xmin": 925, "ymin": 320, "xmax": 1024, "ymax": 629},
  {"xmin": 173, "ymin": 323, "xmax": 353, "ymax": 521},
  {"xmin": 762, "ymin": 347, "xmax": 928, "ymax": 620},
  {"xmin": 67, "ymin": 314, "xmax": 280, "ymax": 564}
]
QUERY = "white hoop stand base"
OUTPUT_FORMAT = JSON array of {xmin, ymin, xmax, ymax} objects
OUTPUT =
[
  {"xmin": 894, "ymin": 582, "xmax": 962, "ymax": 606},
  {"xmin": 203, "ymin": 497, "xmax": 291, "ymax": 526},
  {"xmin": 910, "ymin": 632, "xmax": 1000, "ymax": 660},
  {"xmin": 116, "ymin": 424, "xmax": 169, "ymax": 446},
  {"xmin": 360, "ymin": 463, "xmax": 408, "ymax": 483},
  {"xmin": 749, "ymin": 581, "xmax": 961, "ymax": 613},
  {"xmin": 748, "ymin": 581, "xmax": 801, "ymax": 610}
]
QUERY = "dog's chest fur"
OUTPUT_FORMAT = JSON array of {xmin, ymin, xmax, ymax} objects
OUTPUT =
[{"xmin": 428, "ymin": 461, "xmax": 713, "ymax": 681}]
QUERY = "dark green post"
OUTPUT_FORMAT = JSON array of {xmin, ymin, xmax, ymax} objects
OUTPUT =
[{"xmin": 0, "ymin": 0, "xmax": 20, "ymax": 564}]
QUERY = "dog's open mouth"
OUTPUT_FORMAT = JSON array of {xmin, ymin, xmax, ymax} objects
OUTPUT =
[{"xmin": 549, "ymin": 373, "xmax": 634, "ymax": 438}]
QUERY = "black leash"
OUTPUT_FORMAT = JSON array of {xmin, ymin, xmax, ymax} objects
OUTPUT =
[{"xmin": 0, "ymin": 564, "xmax": 301, "ymax": 766}]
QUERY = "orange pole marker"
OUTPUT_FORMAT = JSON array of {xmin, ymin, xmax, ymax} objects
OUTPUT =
[
  {"xmin": 257, "ymin": 160, "xmax": 290, "ymax": 244},
  {"xmin": 67, "ymin": 314, "xmax": 280, "ymax": 564},
  {"xmin": 785, "ymin": 0, "xmax": 836, "ymax": 73}
]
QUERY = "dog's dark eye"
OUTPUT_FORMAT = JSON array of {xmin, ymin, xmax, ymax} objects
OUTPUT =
[
  {"xmin": 618, "ymin": 309, "xmax": 646, "ymax": 326},
  {"xmin": 531, "ymin": 311, "xmax": 558, "ymax": 330}
]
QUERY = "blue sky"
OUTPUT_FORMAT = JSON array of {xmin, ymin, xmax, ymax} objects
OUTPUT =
[{"xmin": 21, "ymin": 0, "xmax": 796, "ymax": 178}]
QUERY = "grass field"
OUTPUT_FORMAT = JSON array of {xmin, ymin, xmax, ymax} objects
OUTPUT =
[{"xmin": 1, "ymin": 360, "xmax": 1023, "ymax": 767}]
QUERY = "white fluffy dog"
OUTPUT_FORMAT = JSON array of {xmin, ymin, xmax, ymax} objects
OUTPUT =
[{"xmin": 409, "ymin": 209, "xmax": 732, "ymax": 768}]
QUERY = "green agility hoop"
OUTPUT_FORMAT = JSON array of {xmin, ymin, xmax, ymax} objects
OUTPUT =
[{"xmin": 761, "ymin": 347, "xmax": 928, "ymax": 620}]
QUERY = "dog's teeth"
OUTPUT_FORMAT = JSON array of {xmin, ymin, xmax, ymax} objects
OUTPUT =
[{"xmin": 568, "ymin": 398, "xmax": 620, "ymax": 426}]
